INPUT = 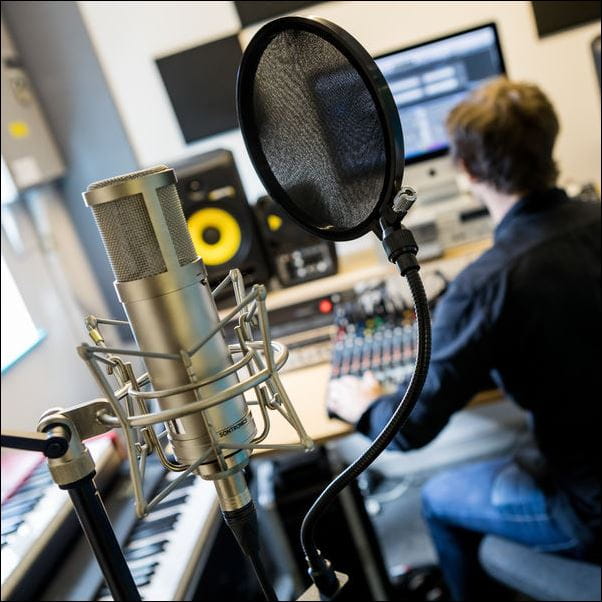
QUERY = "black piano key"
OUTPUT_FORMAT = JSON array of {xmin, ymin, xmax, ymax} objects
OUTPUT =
[
  {"xmin": 129, "ymin": 515, "xmax": 179, "ymax": 541},
  {"xmin": 96, "ymin": 562, "xmax": 159, "ymax": 598},
  {"xmin": 1, "ymin": 513, "xmax": 27, "ymax": 529},
  {"xmin": 167, "ymin": 475, "xmax": 196, "ymax": 491},
  {"xmin": 2, "ymin": 490, "xmax": 44, "ymax": 508},
  {"xmin": 13, "ymin": 475, "xmax": 53, "ymax": 494},
  {"xmin": 154, "ymin": 494, "xmax": 188, "ymax": 512},
  {"xmin": 124, "ymin": 540, "xmax": 168, "ymax": 561},
  {"xmin": 1, "ymin": 519, "xmax": 24, "ymax": 536},
  {"xmin": 136, "ymin": 512, "xmax": 179, "ymax": 529},
  {"xmin": 2, "ymin": 496, "xmax": 43, "ymax": 518},
  {"xmin": 129, "ymin": 561, "xmax": 159, "ymax": 578},
  {"xmin": 97, "ymin": 574, "xmax": 152, "ymax": 599}
]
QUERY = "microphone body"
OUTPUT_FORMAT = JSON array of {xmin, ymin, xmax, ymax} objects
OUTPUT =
[{"xmin": 83, "ymin": 165, "xmax": 256, "ymax": 511}]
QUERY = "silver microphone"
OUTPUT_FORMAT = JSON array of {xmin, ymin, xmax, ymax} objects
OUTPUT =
[{"xmin": 83, "ymin": 165, "xmax": 256, "ymax": 512}]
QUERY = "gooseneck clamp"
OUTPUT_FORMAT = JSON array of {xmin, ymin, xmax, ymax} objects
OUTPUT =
[{"xmin": 299, "ymin": 187, "xmax": 432, "ymax": 601}]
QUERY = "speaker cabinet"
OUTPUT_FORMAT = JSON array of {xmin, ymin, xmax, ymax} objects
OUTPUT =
[
  {"xmin": 174, "ymin": 150, "xmax": 271, "ymax": 298},
  {"xmin": 254, "ymin": 196, "xmax": 338, "ymax": 287}
]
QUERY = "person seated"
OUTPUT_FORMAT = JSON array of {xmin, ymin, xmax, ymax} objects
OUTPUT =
[{"xmin": 327, "ymin": 77, "xmax": 601, "ymax": 600}]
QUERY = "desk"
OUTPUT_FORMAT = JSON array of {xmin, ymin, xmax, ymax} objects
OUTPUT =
[{"xmin": 249, "ymin": 237, "xmax": 495, "ymax": 455}]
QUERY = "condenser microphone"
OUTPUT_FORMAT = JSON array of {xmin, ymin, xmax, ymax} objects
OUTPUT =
[{"xmin": 83, "ymin": 165, "xmax": 255, "ymax": 513}]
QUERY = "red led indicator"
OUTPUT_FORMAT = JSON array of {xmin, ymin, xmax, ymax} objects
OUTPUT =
[{"xmin": 318, "ymin": 299, "xmax": 333, "ymax": 314}]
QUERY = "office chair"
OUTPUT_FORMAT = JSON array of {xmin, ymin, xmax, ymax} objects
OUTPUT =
[{"xmin": 479, "ymin": 535, "xmax": 601, "ymax": 601}]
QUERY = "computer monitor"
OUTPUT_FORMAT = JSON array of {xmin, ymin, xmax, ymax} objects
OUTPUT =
[{"xmin": 375, "ymin": 23, "xmax": 506, "ymax": 165}]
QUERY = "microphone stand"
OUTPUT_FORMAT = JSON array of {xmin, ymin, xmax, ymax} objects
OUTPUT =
[{"xmin": 1, "ymin": 421, "xmax": 141, "ymax": 602}]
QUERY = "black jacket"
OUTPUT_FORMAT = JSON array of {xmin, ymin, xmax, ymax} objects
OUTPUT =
[{"xmin": 357, "ymin": 188, "xmax": 601, "ymax": 546}]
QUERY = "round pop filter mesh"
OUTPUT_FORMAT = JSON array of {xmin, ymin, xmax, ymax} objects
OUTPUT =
[{"xmin": 249, "ymin": 28, "xmax": 389, "ymax": 234}]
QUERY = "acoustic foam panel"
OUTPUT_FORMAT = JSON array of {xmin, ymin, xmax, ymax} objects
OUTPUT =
[
  {"xmin": 234, "ymin": 1, "xmax": 320, "ymax": 27},
  {"xmin": 531, "ymin": 1, "xmax": 600, "ymax": 38},
  {"xmin": 156, "ymin": 35, "xmax": 242, "ymax": 143}
]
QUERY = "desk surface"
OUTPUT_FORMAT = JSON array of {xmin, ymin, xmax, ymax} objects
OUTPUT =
[{"xmin": 249, "ymin": 238, "xmax": 495, "ymax": 457}]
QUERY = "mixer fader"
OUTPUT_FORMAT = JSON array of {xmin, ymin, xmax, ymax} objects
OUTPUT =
[
  {"xmin": 238, "ymin": 265, "xmax": 451, "ymax": 384},
  {"xmin": 330, "ymin": 281, "xmax": 418, "ymax": 392}
]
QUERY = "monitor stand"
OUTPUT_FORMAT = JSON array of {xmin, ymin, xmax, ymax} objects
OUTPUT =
[
  {"xmin": 404, "ymin": 156, "xmax": 460, "ymax": 205},
  {"xmin": 403, "ymin": 156, "xmax": 493, "ymax": 259}
]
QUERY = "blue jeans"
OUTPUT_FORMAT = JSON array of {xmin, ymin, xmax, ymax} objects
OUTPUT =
[{"xmin": 422, "ymin": 457, "xmax": 586, "ymax": 601}]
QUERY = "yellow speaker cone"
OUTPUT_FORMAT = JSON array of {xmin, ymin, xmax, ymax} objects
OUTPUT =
[
  {"xmin": 267, "ymin": 213, "xmax": 283, "ymax": 231},
  {"xmin": 187, "ymin": 207, "xmax": 241, "ymax": 266}
]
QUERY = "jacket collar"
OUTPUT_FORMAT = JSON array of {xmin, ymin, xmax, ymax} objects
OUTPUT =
[{"xmin": 494, "ymin": 188, "xmax": 568, "ymax": 241}]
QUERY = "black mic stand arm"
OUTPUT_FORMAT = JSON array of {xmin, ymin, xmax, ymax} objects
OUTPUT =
[{"xmin": 2, "ymin": 402, "xmax": 141, "ymax": 602}]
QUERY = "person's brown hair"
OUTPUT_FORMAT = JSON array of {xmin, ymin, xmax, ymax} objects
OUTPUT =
[{"xmin": 446, "ymin": 78, "xmax": 559, "ymax": 194}]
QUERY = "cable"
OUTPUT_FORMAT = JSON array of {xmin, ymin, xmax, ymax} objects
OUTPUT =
[
  {"xmin": 300, "ymin": 267, "xmax": 432, "ymax": 572},
  {"xmin": 248, "ymin": 547, "xmax": 279, "ymax": 602},
  {"xmin": 223, "ymin": 501, "xmax": 278, "ymax": 602}
]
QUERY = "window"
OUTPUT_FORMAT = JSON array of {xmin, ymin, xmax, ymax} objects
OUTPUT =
[{"xmin": 1, "ymin": 254, "xmax": 45, "ymax": 372}]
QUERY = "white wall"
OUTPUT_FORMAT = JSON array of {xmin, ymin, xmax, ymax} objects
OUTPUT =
[
  {"xmin": 78, "ymin": 0, "xmax": 601, "ymax": 203},
  {"xmin": 1, "ymin": 200, "xmax": 102, "ymax": 430}
]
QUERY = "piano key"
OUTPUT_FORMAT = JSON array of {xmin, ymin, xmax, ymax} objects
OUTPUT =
[
  {"xmin": 124, "ymin": 540, "xmax": 168, "ymax": 562},
  {"xmin": 29, "ymin": 453, "xmax": 218, "ymax": 602},
  {"xmin": 169, "ymin": 475, "xmax": 196, "ymax": 491},
  {"xmin": 11, "ymin": 476, "xmax": 52, "ymax": 495},
  {"xmin": 128, "ymin": 562, "xmax": 159, "ymax": 578},
  {"xmin": 134, "ymin": 477, "xmax": 218, "ymax": 601},
  {"xmin": 153, "ymin": 494, "xmax": 188, "ymax": 512},
  {"xmin": 128, "ymin": 516, "xmax": 179, "ymax": 542},
  {"xmin": 2, "ymin": 497, "xmax": 43, "ymax": 519},
  {"xmin": 131, "ymin": 513, "xmax": 179, "ymax": 533},
  {"xmin": 1, "ymin": 519, "xmax": 24, "ymax": 537},
  {"xmin": 97, "ymin": 573, "xmax": 153, "ymax": 598},
  {"xmin": 1, "ymin": 512, "xmax": 27, "ymax": 529},
  {"xmin": 2, "ymin": 489, "xmax": 46, "ymax": 508}
]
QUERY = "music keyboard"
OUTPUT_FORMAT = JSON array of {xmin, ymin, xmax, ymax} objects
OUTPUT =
[
  {"xmin": 95, "ymin": 471, "xmax": 219, "ymax": 601},
  {"xmin": 40, "ymin": 460, "xmax": 219, "ymax": 601},
  {"xmin": 1, "ymin": 436, "xmax": 121, "ymax": 601}
]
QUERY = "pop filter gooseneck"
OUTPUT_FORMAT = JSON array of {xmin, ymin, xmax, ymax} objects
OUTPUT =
[{"xmin": 238, "ymin": 16, "xmax": 432, "ymax": 599}]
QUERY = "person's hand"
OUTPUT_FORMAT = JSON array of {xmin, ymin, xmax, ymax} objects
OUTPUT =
[{"xmin": 327, "ymin": 371, "xmax": 384, "ymax": 425}]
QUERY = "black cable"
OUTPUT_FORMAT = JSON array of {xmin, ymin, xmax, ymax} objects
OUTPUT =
[
  {"xmin": 247, "ymin": 546, "xmax": 279, "ymax": 602},
  {"xmin": 300, "ymin": 267, "xmax": 432, "ymax": 569},
  {"xmin": 223, "ymin": 501, "xmax": 278, "ymax": 602}
]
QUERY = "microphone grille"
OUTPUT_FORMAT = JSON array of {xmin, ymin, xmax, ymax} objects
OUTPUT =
[
  {"xmin": 88, "ymin": 166, "xmax": 197, "ymax": 282},
  {"xmin": 87, "ymin": 164, "xmax": 168, "ymax": 190}
]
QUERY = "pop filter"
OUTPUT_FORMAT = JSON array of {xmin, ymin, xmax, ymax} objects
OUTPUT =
[
  {"xmin": 238, "ymin": 17, "xmax": 431, "ymax": 600},
  {"xmin": 237, "ymin": 16, "xmax": 405, "ymax": 241}
]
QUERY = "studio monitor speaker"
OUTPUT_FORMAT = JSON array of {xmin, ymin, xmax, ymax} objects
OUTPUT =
[
  {"xmin": 254, "ymin": 195, "xmax": 338, "ymax": 287},
  {"xmin": 173, "ymin": 150, "xmax": 271, "ymax": 297}
]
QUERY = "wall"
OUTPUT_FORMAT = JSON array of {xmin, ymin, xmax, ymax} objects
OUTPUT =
[
  {"xmin": 78, "ymin": 0, "xmax": 602, "ymax": 207},
  {"xmin": 1, "ymin": 202, "xmax": 101, "ymax": 430},
  {"xmin": 1, "ymin": 1, "xmax": 147, "ymax": 430},
  {"xmin": 3, "ymin": 0, "xmax": 140, "ymax": 320}
]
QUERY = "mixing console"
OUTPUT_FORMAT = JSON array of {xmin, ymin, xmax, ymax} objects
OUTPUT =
[
  {"xmin": 250, "ymin": 268, "xmax": 448, "ymax": 385},
  {"xmin": 329, "ymin": 282, "xmax": 418, "ymax": 392}
]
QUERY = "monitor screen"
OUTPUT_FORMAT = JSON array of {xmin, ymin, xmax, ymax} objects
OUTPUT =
[{"xmin": 375, "ymin": 24, "xmax": 506, "ymax": 164}]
